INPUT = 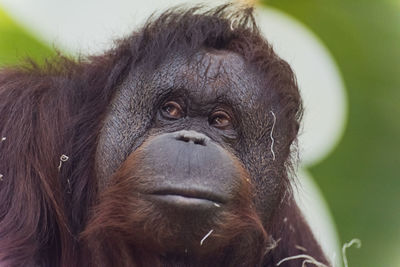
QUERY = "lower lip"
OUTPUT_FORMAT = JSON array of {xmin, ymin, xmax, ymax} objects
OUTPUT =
[{"xmin": 148, "ymin": 194, "xmax": 221, "ymax": 209}]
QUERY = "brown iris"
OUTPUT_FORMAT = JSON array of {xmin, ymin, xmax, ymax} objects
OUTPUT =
[
  {"xmin": 161, "ymin": 101, "xmax": 184, "ymax": 119},
  {"xmin": 209, "ymin": 110, "xmax": 232, "ymax": 129}
]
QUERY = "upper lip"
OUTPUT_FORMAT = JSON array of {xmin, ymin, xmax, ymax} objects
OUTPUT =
[{"xmin": 148, "ymin": 188, "xmax": 227, "ymax": 204}]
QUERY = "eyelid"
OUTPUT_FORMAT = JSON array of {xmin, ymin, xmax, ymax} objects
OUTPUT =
[
  {"xmin": 211, "ymin": 107, "xmax": 234, "ymax": 120},
  {"xmin": 212, "ymin": 110, "xmax": 230, "ymax": 119}
]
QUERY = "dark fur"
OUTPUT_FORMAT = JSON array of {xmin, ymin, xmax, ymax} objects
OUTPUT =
[{"xmin": 0, "ymin": 4, "xmax": 329, "ymax": 267}]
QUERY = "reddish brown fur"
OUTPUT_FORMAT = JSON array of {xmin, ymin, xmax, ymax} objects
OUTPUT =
[
  {"xmin": 0, "ymin": 54, "xmax": 131, "ymax": 266},
  {"xmin": 82, "ymin": 143, "xmax": 267, "ymax": 267}
]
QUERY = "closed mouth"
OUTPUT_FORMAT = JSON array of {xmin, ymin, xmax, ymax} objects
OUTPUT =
[
  {"xmin": 146, "ymin": 188, "xmax": 226, "ymax": 209},
  {"xmin": 149, "ymin": 188, "xmax": 226, "ymax": 204}
]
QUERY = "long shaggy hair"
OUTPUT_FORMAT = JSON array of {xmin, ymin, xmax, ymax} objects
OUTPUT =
[{"xmin": 0, "ymin": 4, "xmax": 327, "ymax": 267}]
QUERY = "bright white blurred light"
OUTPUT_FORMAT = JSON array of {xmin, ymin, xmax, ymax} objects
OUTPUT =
[
  {"xmin": 0, "ymin": 0, "xmax": 222, "ymax": 54},
  {"xmin": 256, "ymin": 7, "xmax": 347, "ymax": 166},
  {"xmin": 294, "ymin": 170, "xmax": 342, "ymax": 267}
]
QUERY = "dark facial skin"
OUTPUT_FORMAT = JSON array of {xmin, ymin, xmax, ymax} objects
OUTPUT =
[{"xmin": 95, "ymin": 50, "xmax": 281, "ymax": 253}]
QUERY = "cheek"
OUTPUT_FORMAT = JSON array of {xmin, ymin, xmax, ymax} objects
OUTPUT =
[
  {"xmin": 252, "ymin": 169, "xmax": 287, "ymax": 223},
  {"xmin": 235, "ymin": 142, "xmax": 287, "ymax": 222},
  {"xmin": 95, "ymin": 88, "xmax": 155, "ymax": 188}
]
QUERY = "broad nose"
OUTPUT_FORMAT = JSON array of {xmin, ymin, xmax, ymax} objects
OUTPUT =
[{"xmin": 174, "ymin": 130, "xmax": 209, "ymax": 146}]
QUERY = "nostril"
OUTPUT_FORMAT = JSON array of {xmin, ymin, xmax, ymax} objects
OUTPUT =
[
  {"xmin": 175, "ymin": 133, "xmax": 207, "ymax": 146},
  {"xmin": 176, "ymin": 135, "xmax": 190, "ymax": 142},
  {"xmin": 194, "ymin": 138, "xmax": 205, "ymax": 146}
]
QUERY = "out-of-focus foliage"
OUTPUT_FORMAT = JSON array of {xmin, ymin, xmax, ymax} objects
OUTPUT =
[
  {"xmin": 264, "ymin": 0, "xmax": 400, "ymax": 266},
  {"xmin": 0, "ymin": 8, "xmax": 53, "ymax": 66}
]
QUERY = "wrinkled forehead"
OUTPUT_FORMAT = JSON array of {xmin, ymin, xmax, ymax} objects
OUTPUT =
[{"xmin": 151, "ymin": 50, "xmax": 263, "ymax": 106}]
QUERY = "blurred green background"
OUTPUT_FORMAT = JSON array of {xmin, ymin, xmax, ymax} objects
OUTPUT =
[
  {"xmin": 0, "ymin": 8, "xmax": 53, "ymax": 65},
  {"xmin": 264, "ymin": 0, "xmax": 400, "ymax": 266},
  {"xmin": 1, "ymin": 1, "xmax": 399, "ymax": 266}
]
